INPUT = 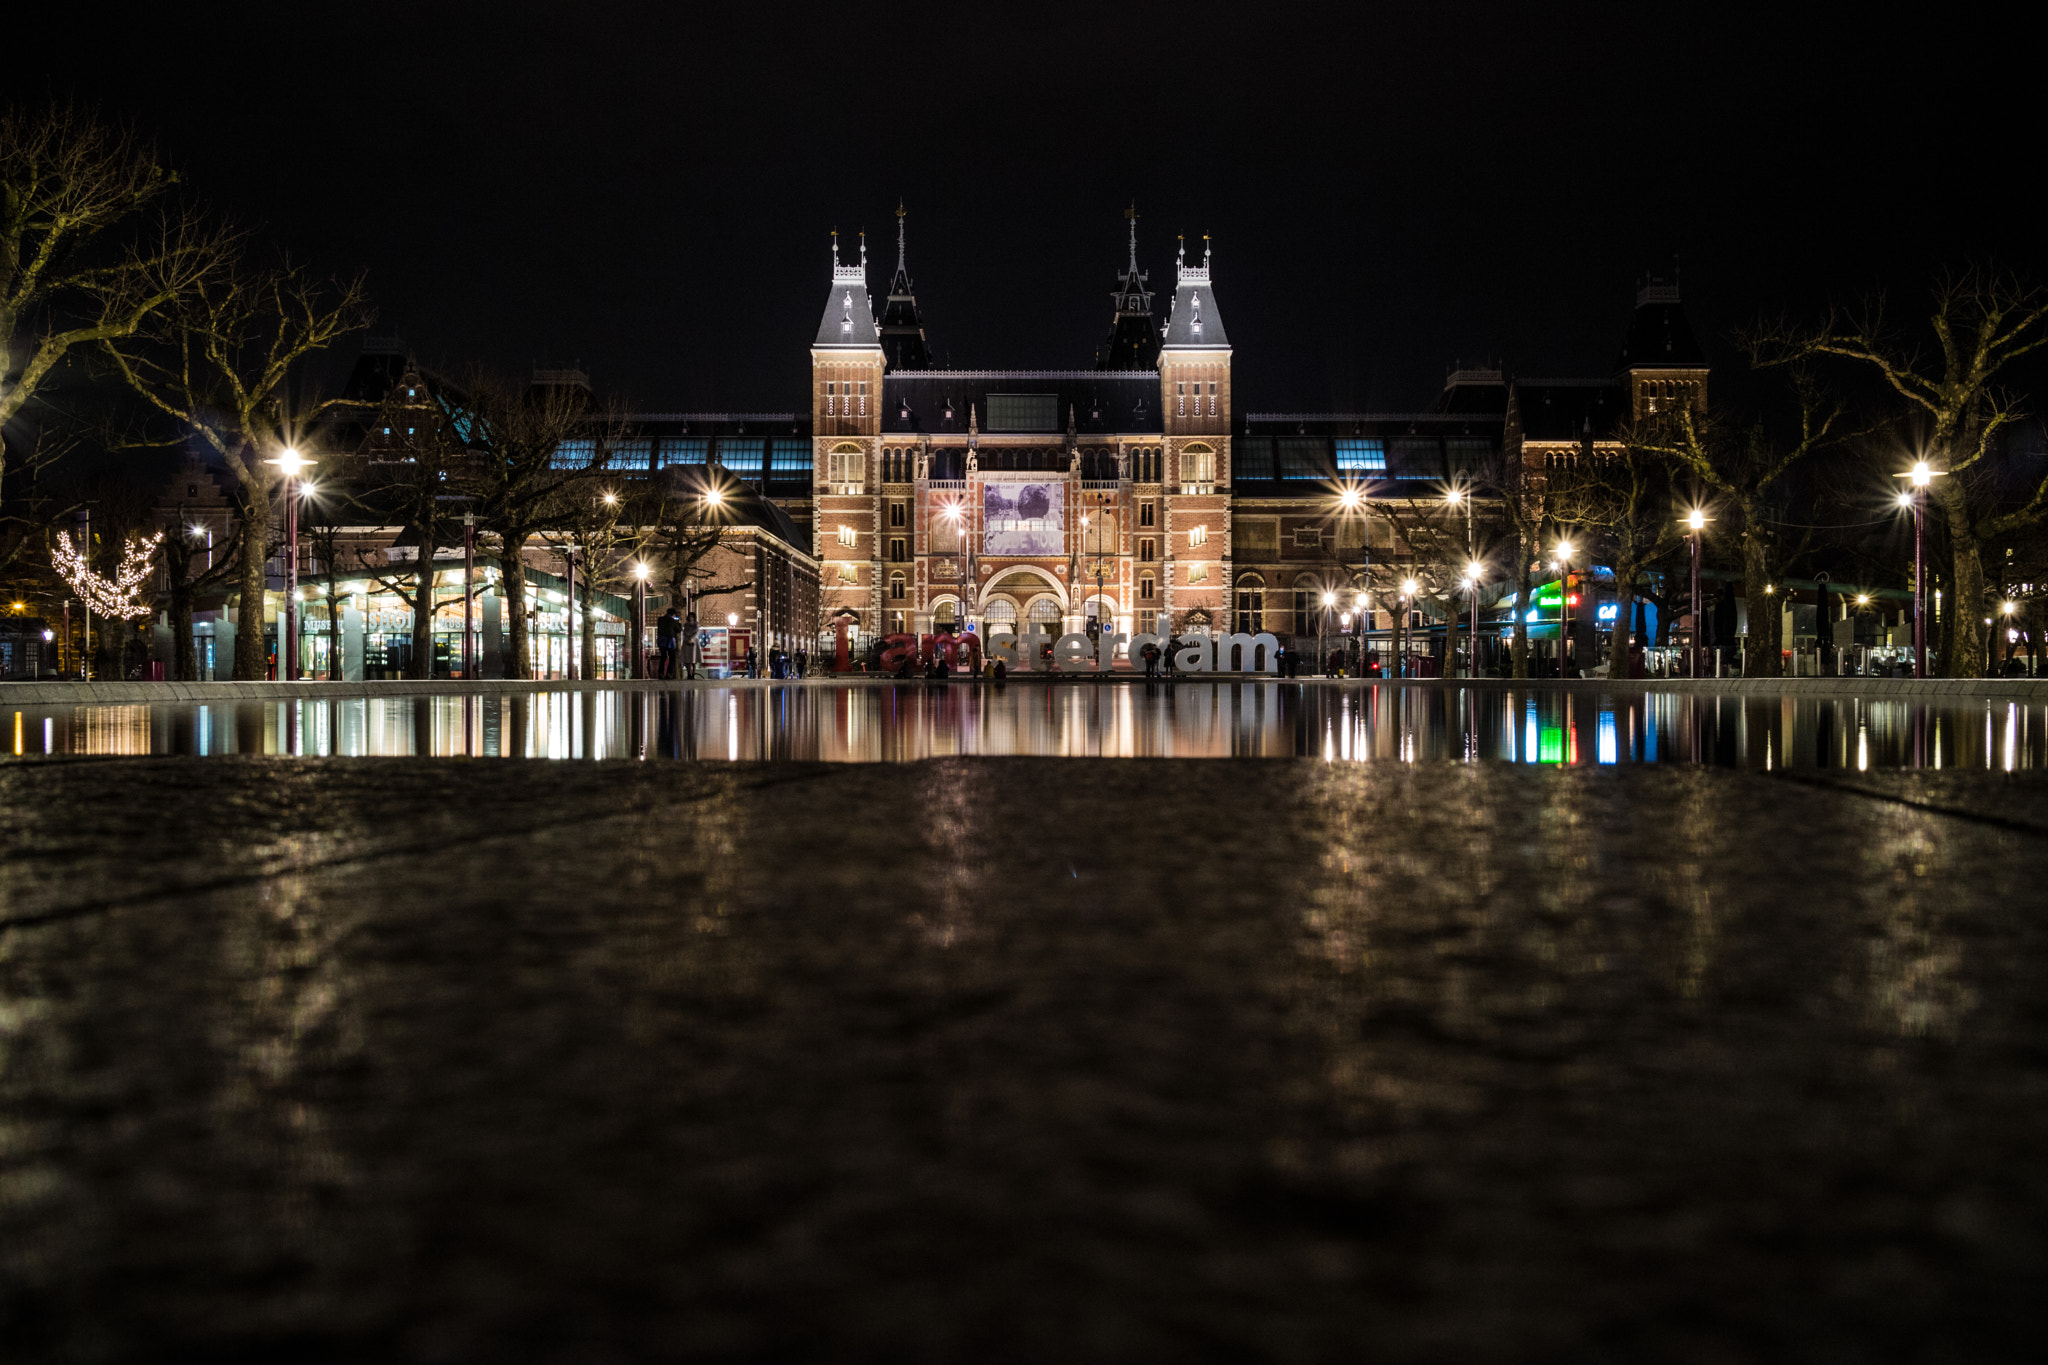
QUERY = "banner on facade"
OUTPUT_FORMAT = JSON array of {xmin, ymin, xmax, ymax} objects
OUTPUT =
[{"xmin": 982, "ymin": 474, "xmax": 1063, "ymax": 556}]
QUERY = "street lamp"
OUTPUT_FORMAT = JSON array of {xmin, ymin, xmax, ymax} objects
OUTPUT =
[
  {"xmin": 1320, "ymin": 590, "xmax": 1336, "ymax": 676},
  {"xmin": 1683, "ymin": 509, "xmax": 1709, "ymax": 678},
  {"xmin": 1463, "ymin": 560, "xmax": 1484, "ymax": 678},
  {"xmin": 263, "ymin": 446, "xmax": 311, "ymax": 681},
  {"xmin": 1553, "ymin": 540, "xmax": 1575, "ymax": 679},
  {"xmin": 1398, "ymin": 577, "xmax": 1418, "ymax": 678},
  {"xmin": 1893, "ymin": 460, "xmax": 1940, "ymax": 678}
]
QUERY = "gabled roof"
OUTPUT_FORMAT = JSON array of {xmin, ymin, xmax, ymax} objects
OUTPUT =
[
  {"xmin": 1160, "ymin": 236, "xmax": 1229, "ymax": 350},
  {"xmin": 878, "ymin": 204, "xmax": 933, "ymax": 370},
  {"xmin": 814, "ymin": 233, "xmax": 880, "ymax": 350},
  {"xmin": 1616, "ymin": 274, "xmax": 1707, "ymax": 371}
]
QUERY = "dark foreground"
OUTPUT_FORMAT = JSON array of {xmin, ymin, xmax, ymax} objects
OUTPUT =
[{"xmin": 3, "ymin": 758, "xmax": 2046, "ymax": 1362}]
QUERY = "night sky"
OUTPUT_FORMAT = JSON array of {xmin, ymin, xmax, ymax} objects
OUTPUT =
[{"xmin": 23, "ymin": 3, "xmax": 2037, "ymax": 415}]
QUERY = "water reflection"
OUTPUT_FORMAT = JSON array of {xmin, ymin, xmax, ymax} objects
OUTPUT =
[{"xmin": 2, "ymin": 684, "xmax": 2043, "ymax": 768}]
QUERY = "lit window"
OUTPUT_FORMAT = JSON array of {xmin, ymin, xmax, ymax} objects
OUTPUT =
[
  {"xmin": 889, "ymin": 573, "xmax": 906, "ymax": 600},
  {"xmin": 1189, "ymin": 524, "xmax": 1208, "ymax": 548},
  {"xmin": 837, "ymin": 563, "xmax": 858, "ymax": 584},
  {"xmin": 837, "ymin": 525, "xmax": 856, "ymax": 548},
  {"xmin": 1139, "ymin": 575, "xmax": 1155, "ymax": 600},
  {"xmin": 1186, "ymin": 564, "xmax": 1209, "ymax": 584},
  {"xmin": 1334, "ymin": 439, "xmax": 1387, "ymax": 474}
]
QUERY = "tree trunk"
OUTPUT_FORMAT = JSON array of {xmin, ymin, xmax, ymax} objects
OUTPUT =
[
  {"xmin": 1612, "ymin": 565, "xmax": 1637, "ymax": 677},
  {"xmin": 408, "ymin": 560, "xmax": 436, "ymax": 680},
  {"xmin": 501, "ymin": 551, "xmax": 531, "ymax": 680},
  {"xmin": 1740, "ymin": 504, "xmax": 1781, "ymax": 679},
  {"xmin": 171, "ymin": 586, "xmax": 197, "ymax": 682},
  {"xmin": 326, "ymin": 582, "xmax": 343, "ymax": 681},
  {"xmin": 234, "ymin": 495, "xmax": 271, "ymax": 681},
  {"xmin": 1935, "ymin": 478, "xmax": 1986, "ymax": 677},
  {"xmin": 580, "ymin": 574, "xmax": 597, "ymax": 680}
]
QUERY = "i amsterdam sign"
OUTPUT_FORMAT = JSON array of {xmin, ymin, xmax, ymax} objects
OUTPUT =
[{"xmin": 879, "ymin": 628, "xmax": 1281, "ymax": 674}]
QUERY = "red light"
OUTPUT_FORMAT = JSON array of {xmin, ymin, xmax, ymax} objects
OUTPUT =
[{"xmin": 1567, "ymin": 594, "xmax": 1580, "ymax": 606}]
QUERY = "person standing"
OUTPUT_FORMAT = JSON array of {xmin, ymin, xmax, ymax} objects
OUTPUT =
[
  {"xmin": 1142, "ymin": 639, "xmax": 1160, "ymax": 679},
  {"xmin": 656, "ymin": 605, "xmax": 682, "ymax": 679},
  {"xmin": 682, "ymin": 609, "xmax": 700, "ymax": 679}
]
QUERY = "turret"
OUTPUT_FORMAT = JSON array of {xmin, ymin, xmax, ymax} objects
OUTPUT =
[
  {"xmin": 1099, "ymin": 203, "xmax": 1159, "ymax": 370},
  {"xmin": 878, "ymin": 203, "xmax": 934, "ymax": 371}
]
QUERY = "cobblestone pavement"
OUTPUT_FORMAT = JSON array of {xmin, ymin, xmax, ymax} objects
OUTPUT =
[{"xmin": 2, "ymin": 758, "xmax": 2045, "ymax": 1362}]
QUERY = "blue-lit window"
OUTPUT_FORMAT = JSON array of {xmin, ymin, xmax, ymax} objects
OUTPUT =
[
  {"xmin": 718, "ymin": 439, "xmax": 763, "ymax": 479},
  {"xmin": 609, "ymin": 439, "xmax": 652, "ymax": 471},
  {"xmin": 661, "ymin": 438, "xmax": 707, "ymax": 466},
  {"xmin": 1277, "ymin": 438, "xmax": 1329, "ymax": 480},
  {"xmin": 1390, "ymin": 437, "xmax": 1440, "ymax": 478},
  {"xmin": 550, "ymin": 438, "xmax": 596, "ymax": 469},
  {"xmin": 1334, "ymin": 438, "xmax": 1386, "ymax": 473},
  {"xmin": 1236, "ymin": 438, "xmax": 1275, "ymax": 480},
  {"xmin": 768, "ymin": 439, "xmax": 810, "ymax": 480}
]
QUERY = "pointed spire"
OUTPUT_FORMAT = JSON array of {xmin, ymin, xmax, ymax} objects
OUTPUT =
[
  {"xmin": 878, "ymin": 202, "xmax": 933, "ymax": 369},
  {"xmin": 1125, "ymin": 200, "xmax": 1139, "ymax": 273},
  {"xmin": 969, "ymin": 403, "xmax": 979, "ymax": 439},
  {"xmin": 817, "ymin": 226, "xmax": 879, "ymax": 348},
  {"xmin": 1100, "ymin": 206, "xmax": 1159, "ymax": 370}
]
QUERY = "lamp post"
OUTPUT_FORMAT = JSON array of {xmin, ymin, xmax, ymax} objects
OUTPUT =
[
  {"xmin": 632, "ymin": 563, "xmax": 650, "ymax": 680},
  {"xmin": 1399, "ymin": 578, "xmax": 1418, "ymax": 678},
  {"xmin": 2001, "ymin": 599, "xmax": 2017, "ymax": 676},
  {"xmin": 462, "ymin": 512, "xmax": 476, "ymax": 680},
  {"xmin": 1463, "ymin": 560, "xmax": 1484, "ymax": 678},
  {"xmin": 1553, "ymin": 539, "xmax": 1575, "ymax": 679},
  {"xmin": 1446, "ymin": 486, "xmax": 1473, "ymax": 675},
  {"xmin": 1684, "ymin": 509, "xmax": 1707, "ymax": 678},
  {"xmin": 1894, "ymin": 460, "xmax": 1937, "ymax": 678},
  {"xmin": 264, "ymin": 448, "xmax": 309, "ymax": 681},
  {"xmin": 1319, "ymin": 590, "xmax": 1335, "ymax": 676}
]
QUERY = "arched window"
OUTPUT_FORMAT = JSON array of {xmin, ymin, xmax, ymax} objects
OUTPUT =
[
  {"xmin": 933, "ymin": 599, "xmax": 958, "ymax": 626},
  {"xmin": 828, "ymin": 443, "xmax": 865, "ymax": 490},
  {"xmin": 1235, "ymin": 573, "xmax": 1265, "ymax": 632},
  {"xmin": 889, "ymin": 572, "xmax": 906, "ymax": 600},
  {"xmin": 1181, "ymin": 443, "xmax": 1216, "ymax": 489},
  {"xmin": 1027, "ymin": 598, "xmax": 1063, "ymax": 627},
  {"xmin": 984, "ymin": 599, "xmax": 1018, "ymax": 629}
]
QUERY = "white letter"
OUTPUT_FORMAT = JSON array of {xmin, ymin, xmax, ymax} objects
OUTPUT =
[
  {"xmin": 1100, "ymin": 631, "xmax": 1128, "ymax": 670},
  {"xmin": 1175, "ymin": 634, "xmax": 1211, "ymax": 672},
  {"xmin": 989, "ymin": 633, "xmax": 1021, "ymax": 667},
  {"xmin": 1216, "ymin": 632, "xmax": 1281, "ymax": 673},
  {"xmin": 1126, "ymin": 632, "xmax": 1159, "ymax": 668},
  {"xmin": 1055, "ymin": 632, "xmax": 1095, "ymax": 671}
]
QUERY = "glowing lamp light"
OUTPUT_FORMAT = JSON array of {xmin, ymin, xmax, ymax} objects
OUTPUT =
[
  {"xmin": 1911, "ymin": 460, "xmax": 1933, "ymax": 487},
  {"xmin": 1340, "ymin": 612, "xmax": 1352, "ymax": 628},
  {"xmin": 1686, "ymin": 509, "xmax": 1706, "ymax": 531},
  {"xmin": 2003, "ymin": 600, "xmax": 2017, "ymax": 615},
  {"xmin": 1464, "ymin": 561, "xmax": 1483, "ymax": 584},
  {"xmin": 1856, "ymin": 594, "xmax": 1871, "ymax": 606},
  {"xmin": 1321, "ymin": 591, "xmax": 1335, "ymax": 607},
  {"xmin": 1401, "ymin": 578, "xmax": 1418, "ymax": 596},
  {"xmin": 1445, "ymin": 488, "xmax": 1463, "ymax": 506},
  {"xmin": 703, "ymin": 488, "xmax": 726, "ymax": 508},
  {"xmin": 633, "ymin": 563, "xmax": 651, "ymax": 581},
  {"xmin": 269, "ymin": 447, "xmax": 307, "ymax": 477},
  {"xmin": 1556, "ymin": 539, "xmax": 1575, "ymax": 561},
  {"xmin": 1897, "ymin": 492, "xmax": 1915, "ymax": 509},
  {"xmin": 602, "ymin": 491, "xmax": 619, "ymax": 506},
  {"xmin": 1338, "ymin": 487, "xmax": 1363, "ymax": 510},
  {"xmin": 726, "ymin": 612, "xmax": 738, "ymax": 627},
  {"xmin": 1765, "ymin": 584, "xmax": 1776, "ymax": 595}
]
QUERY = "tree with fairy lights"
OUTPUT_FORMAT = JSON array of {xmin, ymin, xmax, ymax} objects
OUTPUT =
[{"xmin": 53, "ymin": 528, "xmax": 162, "ymax": 621}]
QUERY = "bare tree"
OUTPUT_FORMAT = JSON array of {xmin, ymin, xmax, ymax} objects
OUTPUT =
[
  {"xmin": 452, "ymin": 373, "xmax": 617, "ymax": 680},
  {"xmin": 1630, "ymin": 374, "xmax": 1849, "ymax": 678},
  {"xmin": 2, "ymin": 104, "xmax": 216, "ymax": 508},
  {"xmin": 101, "ymin": 249, "xmax": 370, "ymax": 679},
  {"xmin": 159, "ymin": 512, "xmax": 242, "ymax": 680},
  {"xmin": 1751, "ymin": 269, "xmax": 2048, "ymax": 676},
  {"xmin": 1547, "ymin": 430, "xmax": 1686, "ymax": 671}
]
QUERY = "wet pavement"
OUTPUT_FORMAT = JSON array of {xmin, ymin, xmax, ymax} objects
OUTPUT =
[
  {"xmin": 7, "ymin": 682, "xmax": 2048, "ymax": 768},
  {"xmin": 3, "ymin": 756, "xmax": 2047, "ymax": 1361}
]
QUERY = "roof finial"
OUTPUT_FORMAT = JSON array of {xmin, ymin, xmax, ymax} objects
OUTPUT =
[
  {"xmin": 1176, "ymin": 234, "xmax": 1185, "ymax": 269},
  {"xmin": 1125, "ymin": 201, "xmax": 1139, "ymax": 273},
  {"xmin": 831, "ymin": 228, "xmax": 839, "ymax": 266},
  {"xmin": 896, "ymin": 201, "xmax": 908, "ymax": 274},
  {"xmin": 1204, "ymin": 233, "xmax": 1212, "ymax": 267},
  {"xmin": 859, "ymin": 231, "xmax": 867, "ymax": 270},
  {"xmin": 969, "ymin": 403, "xmax": 979, "ymax": 438}
]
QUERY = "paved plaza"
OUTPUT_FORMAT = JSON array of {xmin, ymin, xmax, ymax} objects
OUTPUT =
[{"xmin": 3, "ymin": 755, "xmax": 2046, "ymax": 1360}]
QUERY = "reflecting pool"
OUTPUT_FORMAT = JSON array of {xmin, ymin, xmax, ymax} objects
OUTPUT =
[{"xmin": 4, "ymin": 684, "xmax": 2044, "ymax": 768}]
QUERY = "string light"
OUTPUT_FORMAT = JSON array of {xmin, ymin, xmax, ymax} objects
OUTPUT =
[{"xmin": 53, "ymin": 529, "xmax": 162, "ymax": 620}]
